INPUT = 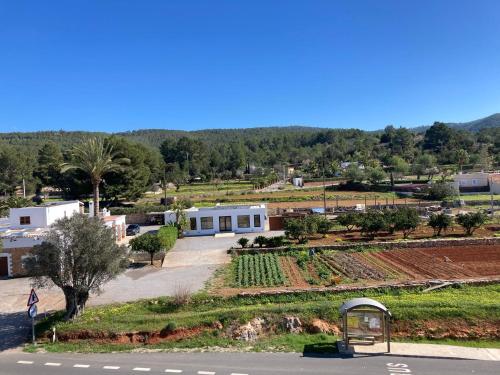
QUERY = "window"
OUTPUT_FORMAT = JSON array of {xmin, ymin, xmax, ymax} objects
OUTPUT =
[
  {"xmin": 254, "ymin": 214, "xmax": 261, "ymax": 227},
  {"xmin": 200, "ymin": 216, "xmax": 214, "ymax": 230},
  {"xmin": 237, "ymin": 215, "xmax": 250, "ymax": 228},
  {"xmin": 19, "ymin": 216, "xmax": 31, "ymax": 225},
  {"xmin": 190, "ymin": 217, "xmax": 197, "ymax": 230}
]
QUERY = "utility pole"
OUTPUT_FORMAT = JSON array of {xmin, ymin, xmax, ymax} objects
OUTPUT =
[
  {"xmin": 22, "ymin": 178, "xmax": 26, "ymax": 198},
  {"xmin": 322, "ymin": 156, "xmax": 327, "ymax": 217}
]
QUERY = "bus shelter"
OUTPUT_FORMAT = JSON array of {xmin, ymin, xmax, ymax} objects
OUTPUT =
[{"xmin": 339, "ymin": 297, "xmax": 392, "ymax": 353}]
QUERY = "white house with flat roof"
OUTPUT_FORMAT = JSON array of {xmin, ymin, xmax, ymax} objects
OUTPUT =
[
  {"xmin": 164, "ymin": 204, "xmax": 268, "ymax": 236},
  {"xmin": 453, "ymin": 172, "xmax": 500, "ymax": 194}
]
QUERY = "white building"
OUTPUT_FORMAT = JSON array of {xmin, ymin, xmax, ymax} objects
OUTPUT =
[
  {"xmin": 8, "ymin": 200, "xmax": 80, "ymax": 229},
  {"xmin": 453, "ymin": 172, "xmax": 500, "ymax": 194},
  {"xmin": 0, "ymin": 201, "xmax": 126, "ymax": 278},
  {"xmin": 165, "ymin": 204, "xmax": 268, "ymax": 236}
]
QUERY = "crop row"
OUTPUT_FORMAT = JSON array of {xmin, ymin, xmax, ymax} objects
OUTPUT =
[{"xmin": 235, "ymin": 254, "xmax": 287, "ymax": 287}]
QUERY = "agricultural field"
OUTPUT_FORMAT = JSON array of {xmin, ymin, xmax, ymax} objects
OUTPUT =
[
  {"xmin": 234, "ymin": 254, "xmax": 287, "ymax": 287},
  {"xmin": 221, "ymin": 244, "xmax": 500, "ymax": 292}
]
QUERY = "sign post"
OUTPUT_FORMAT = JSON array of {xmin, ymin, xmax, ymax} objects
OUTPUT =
[{"xmin": 27, "ymin": 289, "xmax": 39, "ymax": 345}]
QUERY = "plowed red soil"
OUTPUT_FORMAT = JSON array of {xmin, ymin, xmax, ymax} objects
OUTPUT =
[
  {"xmin": 376, "ymin": 245, "xmax": 500, "ymax": 279},
  {"xmin": 279, "ymin": 256, "xmax": 309, "ymax": 287}
]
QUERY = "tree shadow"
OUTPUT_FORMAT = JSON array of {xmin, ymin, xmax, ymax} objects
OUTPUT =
[{"xmin": 0, "ymin": 311, "xmax": 31, "ymax": 351}]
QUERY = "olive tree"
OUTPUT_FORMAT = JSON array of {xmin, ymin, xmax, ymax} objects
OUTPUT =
[{"xmin": 25, "ymin": 214, "xmax": 128, "ymax": 320}]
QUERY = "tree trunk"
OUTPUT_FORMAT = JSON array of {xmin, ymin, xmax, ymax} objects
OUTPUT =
[
  {"xmin": 92, "ymin": 180, "xmax": 100, "ymax": 217},
  {"xmin": 63, "ymin": 286, "xmax": 90, "ymax": 320},
  {"xmin": 150, "ymin": 252, "xmax": 154, "ymax": 265}
]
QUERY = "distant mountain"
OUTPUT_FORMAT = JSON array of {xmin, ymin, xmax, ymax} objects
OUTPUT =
[{"xmin": 411, "ymin": 113, "xmax": 500, "ymax": 133}]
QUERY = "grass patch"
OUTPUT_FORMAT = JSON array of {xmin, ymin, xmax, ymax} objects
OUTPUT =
[{"xmin": 33, "ymin": 284, "xmax": 500, "ymax": 353}]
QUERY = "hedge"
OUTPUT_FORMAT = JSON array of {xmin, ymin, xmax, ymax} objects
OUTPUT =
[{"xmin": 157, "ymin": 225, "xmax": 178, "ymax": 251}]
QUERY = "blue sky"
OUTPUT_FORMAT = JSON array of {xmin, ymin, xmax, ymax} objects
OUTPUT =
[{"xmin": 1, "ymin": 0, "xmax": 499, "ymax": 132}]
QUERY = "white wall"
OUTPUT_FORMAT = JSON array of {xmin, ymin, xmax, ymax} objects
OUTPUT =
[
  {"xmin": 2, "ymin": 236, "xmax": 44, "ymax": 249},
  {"xmin": 165, "ymin": 205, "xmax": 268, "ymax": 236},
  {"xmin": 9, "ymin": 201, "xmax": 80, "ymax": 229}
]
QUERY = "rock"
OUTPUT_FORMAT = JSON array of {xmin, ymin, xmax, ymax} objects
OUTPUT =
[
  {"xmin": 212, "ymin": 321, "xmax": 223, "ymax": 330},
  {"xmin": 308, "ymin": 319, "xmax": 340, "ymax": 335},
  {"xmin": 231, "ymin": 317, "xmax": 267, "ymax": 342},
  {"xmin": 282, "ymin": 316, "xmax": 302, "ymax": 334}
]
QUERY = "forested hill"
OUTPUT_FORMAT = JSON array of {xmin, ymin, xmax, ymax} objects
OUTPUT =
[
  {"xmin": 411, "ymin": 113, "xmax": 500, "ymax": 133},
  {"xmin": 117, "ymin": 126, "xmax": 328, "ymax": 148}
]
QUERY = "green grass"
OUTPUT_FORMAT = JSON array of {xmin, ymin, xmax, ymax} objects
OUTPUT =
[
  {"xmin": 37, "ymin": 284, "xmax": 500, "ymax": 337},
  {"xmin": 460, "ymin": 194, "xmax": 499, "ymax": 201}
]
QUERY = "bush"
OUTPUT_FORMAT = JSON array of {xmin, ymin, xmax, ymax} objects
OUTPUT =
[
  {"xmin": 428, "ymin": 212, "xmax": 453, "ymax": 236},
  {"xmin": 456, "ymin": 212, "xmax": 487, "ymax": 236},
  {"xmin": 157, "ymin": 225, "xmax": 178, "ymax": 251},
  {"xmin": 237, "ymin": 237, "xmax": 250, "ymax": 248},
  {"xmin": 172, "ymin": 285, "xmax": 191, "ymax": 306},
  {"xmin": 266, "ymin": 235, "xmax": 286, "ymax": 248},
  {"xmin": 253, "ymin": 235, "xmax": 267, "ymax": 248},
  {"xmin": 164, "ymin": 321, "xmax": 177, "ymax": 333}
]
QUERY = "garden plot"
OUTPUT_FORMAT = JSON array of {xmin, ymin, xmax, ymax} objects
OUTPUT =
[
  {"xmin": 224, "ymin": 245, "xmax": 500, "ymax": 292},
  {"xmin": 234, "ymin": 254, "xmax": 287, "ymax": 287}
]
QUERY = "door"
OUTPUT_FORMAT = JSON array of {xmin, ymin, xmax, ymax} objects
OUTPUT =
[
  {"xmin": 219, "ymin": 216, "xmax": 232, "ymax": 232},
  {"xmin": 0, "ymin": 256, "xmax": 8, "ymax": 277}
]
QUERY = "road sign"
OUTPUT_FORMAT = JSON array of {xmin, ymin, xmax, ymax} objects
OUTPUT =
[
  {"xmin": 27, "ymin": 289, "xmax": 39, "ymax": 306},
  {"xmin": 28, "ymin": 304, "xmax": 37, "ymax": 319}
]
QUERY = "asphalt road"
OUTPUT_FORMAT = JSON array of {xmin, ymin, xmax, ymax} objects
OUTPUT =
[{"xmin": 0, "ymin": 352, "xmax": 498, "ymax": 375}]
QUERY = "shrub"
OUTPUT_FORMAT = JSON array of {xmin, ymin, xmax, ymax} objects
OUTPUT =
[
  {"xmin": 265, "ymin": 235, "xmax": 286, "ymax": 248},
  {"xmin": 237, "ymin": 237, "xmax": 250, "ymax": 248},
  {"xmin": 172, "ymin": 285, "xmax": 191, "ymax": 306},
  {"xmin": 157, "ymin": 225, "xmax": 178, "ymax": 251},
  {"xmin": 253, "ymin": 235, "xmax": 267, "ymax": 248},
  {"xmin": 337, "ymin": 212, "xmax": 361, "ymax": 231},
  {"xmin": 164, "ymin": 321, "xmax": 177, "ymax": 333},
  {"xmin": 428, "ymin": 212, "xmax": 453, "ymax": 236},
  {"xmin": 456, "ymin": 212, "xmax": 487, "ymax": 236}
]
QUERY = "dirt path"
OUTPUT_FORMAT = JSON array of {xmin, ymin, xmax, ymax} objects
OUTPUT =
[{"xmin": 279, "ymin": 257, "xmax": 309, "ymax": 288}]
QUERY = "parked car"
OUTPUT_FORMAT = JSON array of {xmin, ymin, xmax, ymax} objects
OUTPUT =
[{"xmin": 126, "ymin": 224, "xmax": 140, "ymax": 236}]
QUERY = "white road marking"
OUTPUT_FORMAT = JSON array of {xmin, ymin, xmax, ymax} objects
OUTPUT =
[
  {"xmin": 45, "ymin": 362, "xmax": 61, "ymax": 366},
  {"xmin": 17, "ymin": 361, "xmax": 34, "ymax": 364},
  {"xmin": 103, "ymin": 366, "xmax": 121, "ymax": 370},
  {"xmin": 133, "ymin": 368, "xmax": 151, "ymax": 372},
  {"xmin": 165, "ymin": 370, "xmax": 183, "ymax": 373},
  {"xmin": 231, "ymin": 373, "xmax": 248, "ymax": 375},
  {"xmin": 74, "ymin": 364, "xmax": 90, "ymax": 368},
  {"xmin": 198, "ymin": 372, "xmax": 216, "ymax": 375}
]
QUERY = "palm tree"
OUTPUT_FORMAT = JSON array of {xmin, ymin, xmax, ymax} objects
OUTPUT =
[{"xmin": 61, "ymin": 138, "xmax": 129, "ymax": 217}]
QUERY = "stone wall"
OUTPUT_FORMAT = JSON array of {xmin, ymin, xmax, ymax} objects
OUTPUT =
[
  {"xmin": 1, "ymin": 247, "xmax": 33, "ymax": 277},
  {"xmin": 230, "ymin": 237, "xmax": 500, "ymax": 255}
]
